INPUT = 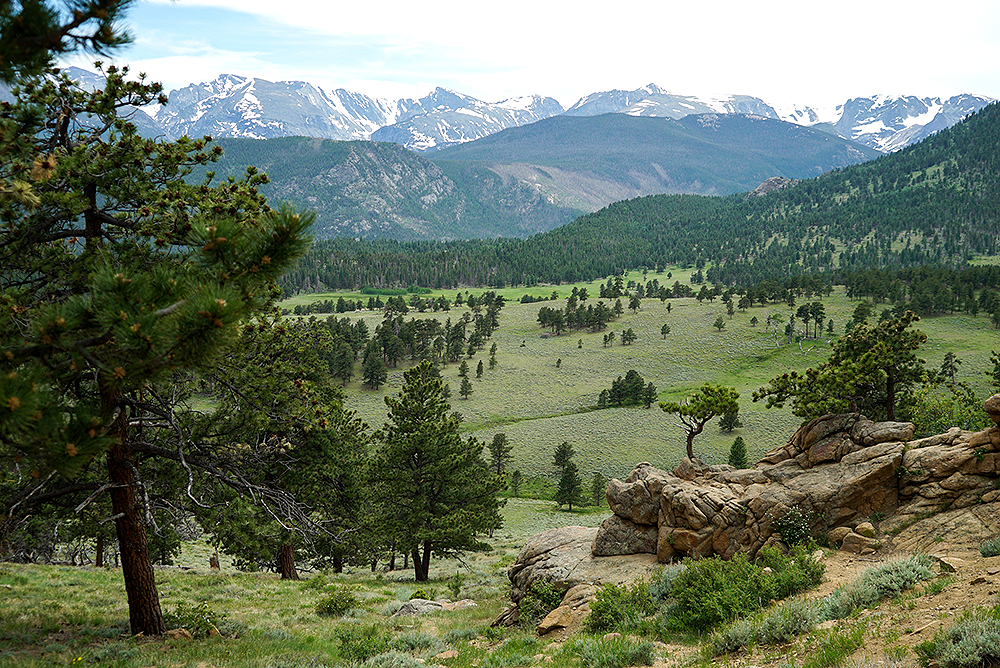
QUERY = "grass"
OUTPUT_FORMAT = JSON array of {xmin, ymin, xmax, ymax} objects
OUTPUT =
[{"xmin": 300, "ymin": 271, "xmax": 998, "ymax": 480}]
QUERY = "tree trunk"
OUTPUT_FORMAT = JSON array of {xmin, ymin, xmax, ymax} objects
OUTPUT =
[
  {"xmin": 412, "ymin": 546, "xmax": 428, "ymax": 582},
  {"xmin": 332, "ymin": 554, "xmax": 343, "ymax": 574},
  {"xmin": 105, "ymin": 388, "xmax": 165, "ymax": 636},
  {"xmin": 95, "ymin": 533, "xmax": 104, "ymax": 568},
  {"xmin": 278, "ymin": 541, "xmax": 299, "ymax": 580}
]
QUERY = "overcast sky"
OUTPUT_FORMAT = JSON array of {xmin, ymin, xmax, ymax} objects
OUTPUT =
[{"xmin": 64, "ymin": 0, "xmax": 1000, "ymax": 111}]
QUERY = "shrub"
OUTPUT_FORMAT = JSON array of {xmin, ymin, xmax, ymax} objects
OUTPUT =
[
  {"xmin": 482, "ymin": 636, "xmax": 539, "ymax": 668},
  {"xmin": 710, "ymin": 598, "xmax": 819, "ymax": 655},
  {"xmin": 663, "ymin": 553, "xmax": 776, "ymax": 632},
  {"xmin": 915, "ymin": 607, "xmax": 1000, "ymax": 668},
  {"xmin": 316, "ymin": 586, "xmax": 360, "ymax": 617},
  {"xmin": 408, "ymin": 588, "xmax": 432, "ymax": 600},
  {"xmin": 443, "ymin": 627, "xmax": 479, "ymax": 644},
  {"xmin": 518, "ymin": 580, "xmax": 564, "ymax": 626},
  {"xmin": 771, "ymin": 506, "xmax": 814, "ymax": 546},
  {"xmin": 390, "ymin": 631, "xmax": 437, "ymax": 653},
  {"xmin": 821, "ymin": 555, "xmax": 933, "ymax": 620},
  {"xmin": 447, "ymin": 572, "xmax": 465, "ymax": 599},
  {"xmin": 334, "ymin": 624, "xmax": 391, "ymax": 662},
  {"xmin": 648, "ymin": 563, "xmax": 685, "ymax": 604},
  {"xmin": 979, "ymin": 536, "xmax": 1000, "ymax": 558},
  {"xmin": 756, "ymin": 544, "xmax": 825, "ymax": 599},
  {"xmin": 359, "ymin": 651, "xmax": 426, "ymax": 668},
  {"xmin": 163, "ymin": 601, "xmax": 227, "ymax": 638},
  {"xmin": 584, "ymin": 581, "xmax": 656, "ymax": 634},
  {"xmin": 567, "ymin": 635, "xmax": 655, "ymax": 668}
]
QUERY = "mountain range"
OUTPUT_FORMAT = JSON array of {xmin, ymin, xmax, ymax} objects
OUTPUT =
[{"xmin": 136, "ymin": 73, "xmax": 994, "ymax": 154}]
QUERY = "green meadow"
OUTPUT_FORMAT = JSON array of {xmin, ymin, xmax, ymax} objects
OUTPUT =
[{"xmin": 282, "ymin": 269, "xmax": 1000, "ymax": 484}]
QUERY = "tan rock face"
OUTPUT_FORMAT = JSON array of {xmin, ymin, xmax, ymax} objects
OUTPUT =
[
  {"xmin": 591, "ymin": 412, "xmax": 999, "ymax": 564},
  {"xmin": 592, "ymin": 515, "xmax": 657, "ymax": 556},
  {"xmin": 984, "ymin": 394, "xmax": 1000, "ymax": 425}
]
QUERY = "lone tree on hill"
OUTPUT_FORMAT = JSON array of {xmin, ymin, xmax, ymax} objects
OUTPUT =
[
  {"xmin": 660, "ymin": 384, "xmax": 740, "ymax": 460},
  {"xmin": 0, "ymin": 67, "xmax": 311, "ymax": 635},
  {"xmin": 370, "ymin": 361, "xmax": 503, "ymax": 582}
]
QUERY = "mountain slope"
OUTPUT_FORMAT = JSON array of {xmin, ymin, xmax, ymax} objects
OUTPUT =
[
  {"xmin": 432, "ymin": 112, "xmax": 880, "ymax": 209},
  {"xmin": 284, "ymin": 102, "xmax": 1000, "ymax": 290},
  {"xmin": 197, "ymin": 137, "xmax": 581, "ymax": 241}
]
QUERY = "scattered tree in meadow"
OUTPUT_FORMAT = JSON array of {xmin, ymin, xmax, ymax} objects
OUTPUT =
[
  {"xmin": 476, "ymin": 360, "xmax": 484, "ymax": 378},
  {"xmin": 555, "ymin": 461, "xmax": 584, "ymax": 511},
  {"xmin": 939, "ymin": 352, "xmax": 961, "ymax": 384},
  {"xmin": 661, "ymin": 323, "xmax": 671, "ymax": 338},
  {"xmin": 553, "ymin": 441, "xmax": 575, "ymax": 473},
  {"xmin": 361, "ymin": 346, "xmax": 388, "ymax": 389},
  {"xmin": 510, "ymin": 470, "xmax": 523, "ymax": 498},
  {"xmin": 591, "ymin": 472, "xmax": 606, "ymax": 506},
  {"xmin": 488, "ymin": 433, "xmax": 513, "ymax": 476},
  {"xmin": 660, "ymin": 384, "xmax": 740, "ymax": 460},
  {"xmin": 370, "ymin": 361, "xmax": 503, "ymax": 582},
  {"xmin": 728, "ymin": 436, "xmax": 749, "ymax": 469},
  {"xmin": 713, "ymin": 316, "xmax": 726, "ymax": 331},
  {"xmin": 459, "ymin": 375, "xmax": 474, "ymax": 399},
  {"xmin": 621, "ymin": 328, "xmax": 637, "ymax": 345},
  {"xmin": 719, "ymin": 411, "xmax": 744, "ymax": 433}
]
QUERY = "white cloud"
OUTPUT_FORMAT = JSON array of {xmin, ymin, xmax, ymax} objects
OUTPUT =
[{"xmin": 100, "ymin": 0, "xmax": 1000, "ymax": 108}]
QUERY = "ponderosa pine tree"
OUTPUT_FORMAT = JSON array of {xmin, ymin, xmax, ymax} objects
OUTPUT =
[
  {"xmin": 0, "ymin": 67, "xmax": 310, "ymax": 635},
  {"xmin": 753, "ymin": 311, "xmax": 928, "ymax": 421},
  {"xmin": 660, "ymin": 385, "xmax": 740, "ymax": 460},
  {"xmin": 370, "ymin": 360, "xmax": 503, "ymax": 582},
  {"xmin": 555, "ymin": 460, "xmax": 583, "ymax": 511}
]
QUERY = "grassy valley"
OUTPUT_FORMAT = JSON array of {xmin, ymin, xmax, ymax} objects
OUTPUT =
[{"xmin": 284, "ymin": 269, "xmax": 999, "ymax": 488}]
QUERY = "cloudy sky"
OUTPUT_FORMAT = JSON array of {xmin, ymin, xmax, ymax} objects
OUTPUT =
[{"xmin": 66, "ymin": 0, "xmax": 1000, "ymax": 110}]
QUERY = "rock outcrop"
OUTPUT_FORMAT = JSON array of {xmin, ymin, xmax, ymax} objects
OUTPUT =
[
  {"xmin": 593, "ymin": 410, "xmax": 1000, "ymax": 561},
  {"xmin": 500, "ymin": 401, "xmax": 1000, "ymax": 630}
]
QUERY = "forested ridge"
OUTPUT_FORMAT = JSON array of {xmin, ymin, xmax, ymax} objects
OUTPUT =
[{"xmin": 280, "ymin": 103, "xmax": 1000, "ymax": 294}]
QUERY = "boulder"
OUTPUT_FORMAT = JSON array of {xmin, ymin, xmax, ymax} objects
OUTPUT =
[
  {"xmin": 840, "ymin": 532, "xmax": 880, "ymax": 555},
  {"xmin": 854, "ymin": 521, "xmax": 876, "ymax": 538},
  {"xmin": 503, "ymin": 525, "xmax": 659, "ymax": 623},
  {"xmin": 592, "ymin": 515, "xmax": 658, "ymax": 556},
  {"xmin": 391, "ymin": 599, "xmax": 444, "ymax": 617},
  {"xmin": 984, "ymin": 394, "xmax": 1000, "ymax": 426}
]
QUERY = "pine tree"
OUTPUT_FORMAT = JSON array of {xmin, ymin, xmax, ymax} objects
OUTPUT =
[
  {"xmin": 0, "ymin": 68, "xmax": 311, "ymax": 635},
  {"xmin": 553, "ymin": 441, "xmax": 575, "ymax": 472},
  {"xmin": 459, "ymin": 375, "xmax": 474, "ymax": 399},
  {"xmin": 371, "ymin": 361, "xmax": 503, "ymax": 582},
  {"xmin": 362, "ymin": 345, "xmax": 388, "ymax": 390},
  {"xmin": 555, "ymin": 461, "xmax": 583, "ymax": 511},
  {"xmin": 728, "ymin": 436, "xmax": 749, "ymax": 469},
  {"xmin": 660, "ymin": 385, "xmax": 740, "ymax": 460},
  {"xmin": 488, "ymin": 433, "xmax": 513, "ymax": 476},
  {"xmin": 590, "ymin": 472, "xmax": 606, "ymax": 506}
]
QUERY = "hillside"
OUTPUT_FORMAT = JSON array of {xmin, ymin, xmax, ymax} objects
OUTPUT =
[
  {"xmin": 283, "ymin": 102, "xmax": 1000, "ymax": 291},
  {"xmin": 198, "ymin": 137, "xmax": 582, "ymax": 240},
  {"xmin": 431, "ymin": 113, "xmax": 880, "ymax": 211}
]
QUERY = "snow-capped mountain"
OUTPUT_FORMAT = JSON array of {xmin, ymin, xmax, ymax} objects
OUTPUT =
[
  {"xmin": 827, "ymin": 94, "xmax": 991, "ymax": 152},
  {"xmin": 50, "ymin": 69, "xmax": 989, "ymax": 155},
  {"xmin": 563, "ymin": 85, "xmax": 995, "ymax": 153},
  {"xmin": 148, "ymin": 74, "xmax": 418, "ymax": 141},
  {"xmin": 564, "ymin": 84, "xmax": 778, "ymax": 119},
  {"xmin": 370, "ymin": 87, "xmax": 564, "ymax": 151}
]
